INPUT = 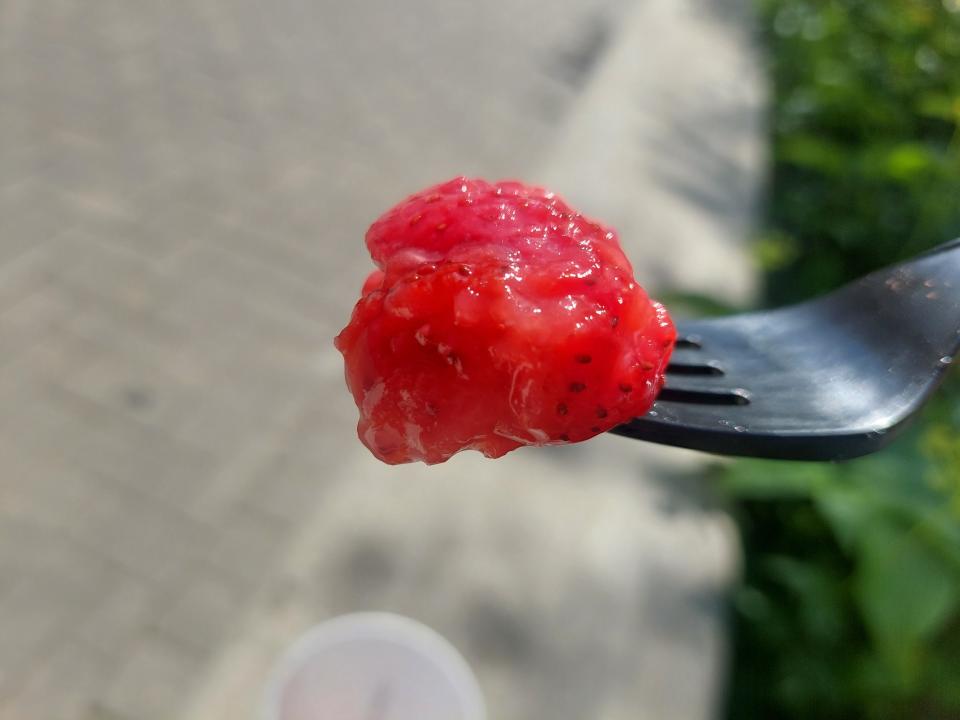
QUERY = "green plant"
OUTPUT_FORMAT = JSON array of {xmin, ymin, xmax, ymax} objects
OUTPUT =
[
  {"xmin": 724, "ymin": 1, "xmax": 960, "ymax": 718},
  {"xmin": 724, "ymin": 386, "xmax": 960, "ymax": 718}
]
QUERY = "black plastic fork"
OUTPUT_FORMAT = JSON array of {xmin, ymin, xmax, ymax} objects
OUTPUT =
[{"xmin": 611, "ymin": 239, "xmax": 960, "ymax": 461}]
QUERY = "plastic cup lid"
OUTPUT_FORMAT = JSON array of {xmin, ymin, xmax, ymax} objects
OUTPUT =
[{"xmin": 263, "ymin": 612, "xmax": 487, "ymax": 720}]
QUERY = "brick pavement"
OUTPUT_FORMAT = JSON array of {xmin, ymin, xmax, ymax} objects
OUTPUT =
[{"xmin": 0, "ymin": 1, "xmax": 763, "ymax": 718}]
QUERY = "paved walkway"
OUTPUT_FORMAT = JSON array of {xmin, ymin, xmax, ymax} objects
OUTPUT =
[{"xmin": 0, "ymin": 1, "xmax": 764, "ymax": 718}]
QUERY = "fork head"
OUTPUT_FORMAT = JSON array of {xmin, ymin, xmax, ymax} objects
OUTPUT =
[{"xmin": 611, "ymin": 238, "xmax": 960, "ymax": 461}]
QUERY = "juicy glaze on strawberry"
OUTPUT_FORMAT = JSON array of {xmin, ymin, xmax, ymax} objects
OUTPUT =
[{"xmin": 335, "ymin": 177, "xmax": 676, "ymax": 464}]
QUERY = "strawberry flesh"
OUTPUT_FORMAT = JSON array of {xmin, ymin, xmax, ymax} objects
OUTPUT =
[{"xmin": 336, "ymin": 177, "xmax": 676, "ymax": 464}]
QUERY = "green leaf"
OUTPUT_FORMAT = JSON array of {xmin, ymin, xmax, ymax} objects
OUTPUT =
[
  {"xmin": 764, "ymin": 555, "xmax": 846, "ymax": 642},
  {"xmin": 885, "ymin": 142, "xmax": 935, "ymax": 182},
  {"xmin": 778, "ymin": 134, "xmax": 847, "ymax": 175},
  {"xmin": 854, "ymin": 523, "xmax": 959, "ymax": 669},
  {"xmin": 916, "ymin": 92, "xmax": 960, "ymax": 120},
  {"xmin": 753, "ymin": 231, "xmax": 801, "ymax": 271},
  {"xmin": 815, "ymin": 484, "xmax": 878, "ymax": 551},
  {"xmin": 719, "ymin": 460, "xmax": 831, "ymax": 500},
  {"xmin": 657, "ymin": 291, "xmax": 741, "ymax": 319}
]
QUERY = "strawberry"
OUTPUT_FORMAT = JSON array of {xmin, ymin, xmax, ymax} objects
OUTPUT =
[{"xmin": 335, "ymin": 177, "xmax": 675, "ymax": 464}]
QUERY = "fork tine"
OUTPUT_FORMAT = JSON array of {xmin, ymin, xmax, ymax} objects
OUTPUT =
[
  {"xmin": 666, "ymin": 359, "xmax": 725, "ymax": 376},
  {"xmin": 674, "ymin": 335, "xmax": 704, "ymax": 349},
  {"xmin": 661, "ymin": 362, "xmax": 744, "ymax": 393},
  {"xmin": 657, "ymin": 387, "xmax": 751, "ymax": 405}
]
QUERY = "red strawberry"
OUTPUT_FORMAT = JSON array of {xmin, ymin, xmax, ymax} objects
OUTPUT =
[{"xmin": 335, "ymin": 177, "xmax": 675, "ymax": 465}]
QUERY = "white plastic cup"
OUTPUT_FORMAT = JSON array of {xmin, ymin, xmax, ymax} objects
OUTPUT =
[{"xmin": 263, "ymin": 612, "xmax": 487, "ymax": 720}]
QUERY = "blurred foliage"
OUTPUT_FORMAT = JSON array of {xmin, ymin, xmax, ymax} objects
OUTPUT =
[{"xmin": 724, "ymin": 1, "xmax": 960, "ymax": 718}]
